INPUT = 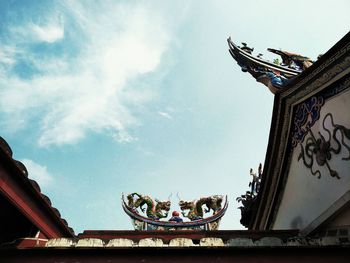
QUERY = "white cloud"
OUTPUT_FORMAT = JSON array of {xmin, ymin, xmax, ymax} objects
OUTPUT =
[
  {"xmin": 30, "ymin": 23, "xmax": 64, "ymax": 43},
  {"xmin": 0, "ymin": 46, "xmax": 16, "ymax": 65},
  {"xmin": 158, "ymin": 111, "xmax": 173, "ymax": 120},
  {"xmin": 9, "ymin": 15, "xmax": 64, "ymax": 44},
  {"xmin": 20, "ymin": 159, "xmax": 53, "ymax": 187},
  {"xmin": 0, "ymin": 2, "xmax": 172, "ymax": 147}
]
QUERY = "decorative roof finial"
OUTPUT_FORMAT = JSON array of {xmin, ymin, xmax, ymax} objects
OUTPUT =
[{"xmin": 228, "ymin": 38, "xmax": 313, "ymax": 94}]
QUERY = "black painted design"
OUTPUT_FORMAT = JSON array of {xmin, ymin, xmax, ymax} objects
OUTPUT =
[{"xmin": 298, "ymin": 113, "xmax": 350, "ymax": 179}]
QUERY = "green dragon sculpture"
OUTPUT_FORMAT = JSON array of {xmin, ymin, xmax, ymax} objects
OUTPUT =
[
  {"xmin": 179, "ymin": 195, "xmax": 223, "ymax": 221},
  {"xmin": 127, "ymin": 193, "xmax": 171, "ymax": 220}
]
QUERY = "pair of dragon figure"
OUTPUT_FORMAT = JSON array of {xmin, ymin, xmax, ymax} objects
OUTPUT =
[{"xmin": 126, "ymin": 193, "xmax": 223, "ymax": 221}]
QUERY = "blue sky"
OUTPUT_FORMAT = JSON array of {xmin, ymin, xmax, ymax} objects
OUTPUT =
[{"xmin": 0, "ymin": 0, "xmax": 349, "ymax": 233}]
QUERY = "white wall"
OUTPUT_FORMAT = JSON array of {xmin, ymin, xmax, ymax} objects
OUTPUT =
[{"xmin": 273, "ymin": 89, "xmax": 350, "ymax": 231}]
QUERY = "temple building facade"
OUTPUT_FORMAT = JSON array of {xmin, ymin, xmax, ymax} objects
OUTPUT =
[{"xmin": 1, "ymin": 31, "xmax": 350, "ymax": 262}]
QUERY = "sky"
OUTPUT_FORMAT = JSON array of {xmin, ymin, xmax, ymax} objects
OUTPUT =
[{"xmin": 0, "ymin": 0, "xmax": 349, "ymax": 234}]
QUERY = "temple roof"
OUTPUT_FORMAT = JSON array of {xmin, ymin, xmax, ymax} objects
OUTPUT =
[{"xmin": 0, "ymin": 137, "xmax": 74, "ymax": 240}]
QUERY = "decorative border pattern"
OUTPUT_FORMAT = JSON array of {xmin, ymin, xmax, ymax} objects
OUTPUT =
[
  {"xmin": 282, "ymin": 42, "xmax": 350, "ymax": 98},
  {"xmin": 291, "ymin": 96, "xmax": 324, "ymax": 147}
]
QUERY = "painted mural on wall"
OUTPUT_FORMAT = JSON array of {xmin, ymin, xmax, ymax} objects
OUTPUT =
[
  {"xmin": 274, "ymin": 85, "xmax": 350, "ymax": 231},
  {"xmin": 291, "ymin": 96, "xmax": 350, "ymax": 179},
  {"xmin": 122, "ymin": 193, "xmax": 228, "ymax": 230}
]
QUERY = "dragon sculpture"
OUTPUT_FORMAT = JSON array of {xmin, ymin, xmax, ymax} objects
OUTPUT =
[
  {"xmin": 127, "ymin": 193, "xmax": 171, "ymax": 220},
  {"xmin": 179, "ymin": 195, "xmax": 223, "ymax": 221}
]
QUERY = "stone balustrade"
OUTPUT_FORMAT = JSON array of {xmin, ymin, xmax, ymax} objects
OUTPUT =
[{"xmin": 45, "ymin": 235, "xmax": 349, "ymax": 248}]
